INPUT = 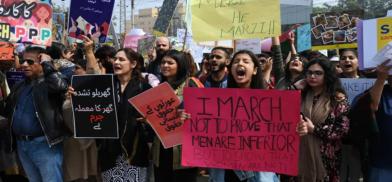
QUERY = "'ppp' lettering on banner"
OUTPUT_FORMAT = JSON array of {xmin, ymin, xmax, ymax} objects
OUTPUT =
[
  {"xmin": 182, "ymin": 88, "xmax": 300, "ymax": 176},
  {"xmin": 0, "ymin": 1, "xmax": 52, "ymax": 46}
]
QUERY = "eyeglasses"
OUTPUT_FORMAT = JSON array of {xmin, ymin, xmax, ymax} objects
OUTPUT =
[
  {"xmin": 209, "ymin": 54, "xmax": 223, "ymax": 60},
  {"xmin": 306, "ymin": 70, "xmax": 324, "ymax": 77},
  {"xmin": 19, "ymin": 59, "xmax": 36, "ymax": 65}
]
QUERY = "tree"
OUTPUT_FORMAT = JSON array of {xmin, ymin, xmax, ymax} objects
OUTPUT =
[{"xmin": 313, "ymin": 0, "xmax": 392, "ymax": 19}]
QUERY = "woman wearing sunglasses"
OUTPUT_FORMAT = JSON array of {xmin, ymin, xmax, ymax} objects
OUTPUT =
[{"xmin": 296, "ymin": 58, "xmax": 350, "ymax": 182}]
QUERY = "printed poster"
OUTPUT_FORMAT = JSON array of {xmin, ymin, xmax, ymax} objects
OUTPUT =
[
  {"xmin": 0, "ymin": 0, "xmax": 52, "ymax": 46},
  {"xmin": 52, "ymin": 13, "xmax": 65, "ymax": 43},
  {"xmin": 68, "ymin": 0, "xmax": 115, "ymax": 43},
  {"xmin": 137, "ymin": 36, "xmax": 156, "ymax": 59},
  {"xmin": 310, "ymin": 11, "xmax": 362, "ymax": 50},
  {"xmin": 0, "ymin": 42, "xmax": 14, "ymax": 61},
  {"xmin": 358, "ymin": 16, "xmax": 392, "ymax": 74}
]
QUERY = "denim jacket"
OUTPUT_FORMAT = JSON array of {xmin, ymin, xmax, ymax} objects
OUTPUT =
[{"xmin": 209, "ymin": 168, "xmax": 279, "ymax": 182}]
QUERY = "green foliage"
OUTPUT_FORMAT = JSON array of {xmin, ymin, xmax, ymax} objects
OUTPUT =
[{"xmin": 313, "ymin": 0, "xmax": 392, "ymax": 19}]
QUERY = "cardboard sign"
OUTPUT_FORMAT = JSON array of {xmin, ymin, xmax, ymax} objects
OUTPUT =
[
  {"xmin": 6, "ymin": 71, "xmax": 25, "ymax": 89},
  {"xmin": 0, "ymin": 1, "xmax": 52, "ymax": 46},
  {"xmin": 182, "ymin": 88, "xmax": 300, "ymax": 176},
  {"xmin": 310, "ymin": 11, "xmax": 362, "ymax": 50},
  {"xmin": 340, "ymin": 78, "xmax": 376, "ymax": 104},
  {"xmin": 296, "ymin": 24, "xmax": 311, "ymax": 52},
  {"xmin": 129, "ymin": 82, "xmax": 182, "ymax": 149},
  {"xmin": 235, "ymin": 39, "xmax": 261, "ymax": 54},
  {"xmin": 0, "ymin": 42, "xmax": 14, "ymax": 61},
  {"xmin": 52, "ymin": 13, "xmax": 65, "ymax": 43},
  {"xmin": 68, "ymin": 0, "xmax": 115, "ymax": 43},
  {"xmin": 359, "ymin": 17, "xmax": 392, "ymax": 74},
  {"xmin": 153, "ymin": 0, "xmax": 180, "ymax": 36},
  {"xmin": 71, "ymin": 75, "xmax": 119, "ymax": 138},
  {"xmin": 191, "ymin": 0, "xmax": 281, "ymax": 42}
]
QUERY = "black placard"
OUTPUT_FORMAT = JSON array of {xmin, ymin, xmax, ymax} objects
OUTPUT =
[{"xmin": 71, "ymin": 74, "xmax": 119, "ymax": 138}]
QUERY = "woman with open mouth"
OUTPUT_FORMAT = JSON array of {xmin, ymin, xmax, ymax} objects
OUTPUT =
[
  {"xmin": 219, "ymin": 50, "xmax": 279, "ymax": 182},
  {"xmin": 228, "ymin": 50, "xmax": 265, "ymax": 89},
  {"xmin": 276, "ymin": 55, "xmax": 307, "ymax": 90},
  {"xmin": 276, "ymin": 32, "xmax": 307, "ymax": 90},
  {"xmin": 99, "ymin": 48, "xmax": 153, "ymax": 182},
  {"xmin": 339, "ymin": 49, "xmax": 362, "ymax": 78},
  {"xmin": 338, "ymin": 48, "xmax": 366, "ymax": 182}
]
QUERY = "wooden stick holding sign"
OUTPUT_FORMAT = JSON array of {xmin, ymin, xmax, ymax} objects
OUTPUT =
[
  {"xmin": 129, "ymin": 82, "xmax": 182, "ymax": 149},
  {"xmin": 71, "ymin": 74, "xmax": 119, "ymax": 138}
]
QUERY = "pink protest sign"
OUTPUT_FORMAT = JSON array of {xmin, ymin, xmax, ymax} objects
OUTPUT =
[
  {"xmin": 182, "ymin": 88, "xmax": 300, "ymax": 176},
  {"xmin": 129, "ymin": 82, "xmax": 182, "ymax": 149}
]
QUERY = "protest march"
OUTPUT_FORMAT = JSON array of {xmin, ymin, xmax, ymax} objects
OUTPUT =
[{"xmin": 0, "ymin": 0, "xmax": 392, "ymax": 182}]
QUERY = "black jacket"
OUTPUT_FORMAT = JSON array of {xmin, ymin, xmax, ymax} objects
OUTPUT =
[
  {"xmin": 98, "ymin": 78, "xmax": 154, "ymax": 171},
  {"xmin": 5, "ymin": 61, "xmax": 69, "ymax": 149}
]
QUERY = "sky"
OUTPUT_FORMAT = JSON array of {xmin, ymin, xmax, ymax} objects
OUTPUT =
[
  {"xmin": 53, "ymin": 0, "xmax": 166, "ymax": 12},
  {"xmin": 51, "ymin": 0, "xmax": 337, "ymax": 33},
  {"xmin": 52, "ymin": 0, "xmax": 337, "ymax": 9}
]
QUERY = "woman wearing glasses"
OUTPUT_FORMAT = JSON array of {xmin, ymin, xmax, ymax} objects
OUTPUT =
[{"xmin": 296, "ymin": 58, "xmax": 350, "ymax": 182}]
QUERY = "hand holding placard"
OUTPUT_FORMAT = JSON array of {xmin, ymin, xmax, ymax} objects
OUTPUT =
[
  {"xmin": 182, "ymin": 88, "xmax": 301, "ymax": 175},
  {"xmin": 71, "ymin": 75, "xmax": 119, "ymax": 138},
  {"xmin": 129, "ymin": 82, "xmax": 183, "ymax": 149}
]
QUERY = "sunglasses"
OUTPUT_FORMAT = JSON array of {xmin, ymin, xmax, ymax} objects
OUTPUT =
[
  {"xmin": 19, "ymin": 59, "xmax": 37, "ymax": 65},
  {"xmin": 209, "ymin": 54, "xmax": 223, "ymax": 60}
]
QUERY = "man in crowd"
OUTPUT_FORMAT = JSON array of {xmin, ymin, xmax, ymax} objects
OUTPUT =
[
  {"xmin": 200, "ymin": 47, "xmax": 231, "ymax": 88},
  {"xmin": 5, "ymin": 46, "xmax": 69, "ymax": 182},
  {"xmin": 147, "ymin": 36, "xmax": 171, "ymax": 79}
]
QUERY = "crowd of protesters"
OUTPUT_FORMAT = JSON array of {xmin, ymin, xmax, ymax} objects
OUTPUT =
[{"xmin": 0, "ymin": 31, "xmax": 391, "ymax": 182}]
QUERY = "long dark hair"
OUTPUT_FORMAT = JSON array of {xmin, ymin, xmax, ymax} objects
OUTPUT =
[
  {"xmin": 283, "ymin": 55, "xmax": 307, "ymax": 84},
  {"xmin": 116, "ymin": 48, "xmax": 144, "ymax": 82},
  {"xmin": 227, "ymin": 50, "xmax": 265, "ymax": 89},
  {"xmin": 302, "ymin": 58, "xmax": 342, "ymax": 104},
  {"xmin": 95, "ymin": 45, "xmax": 116, "ymax": 73},
  {"xmin": 160, "ymin": 50, "xmax": 191, "ymax": 89}
]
